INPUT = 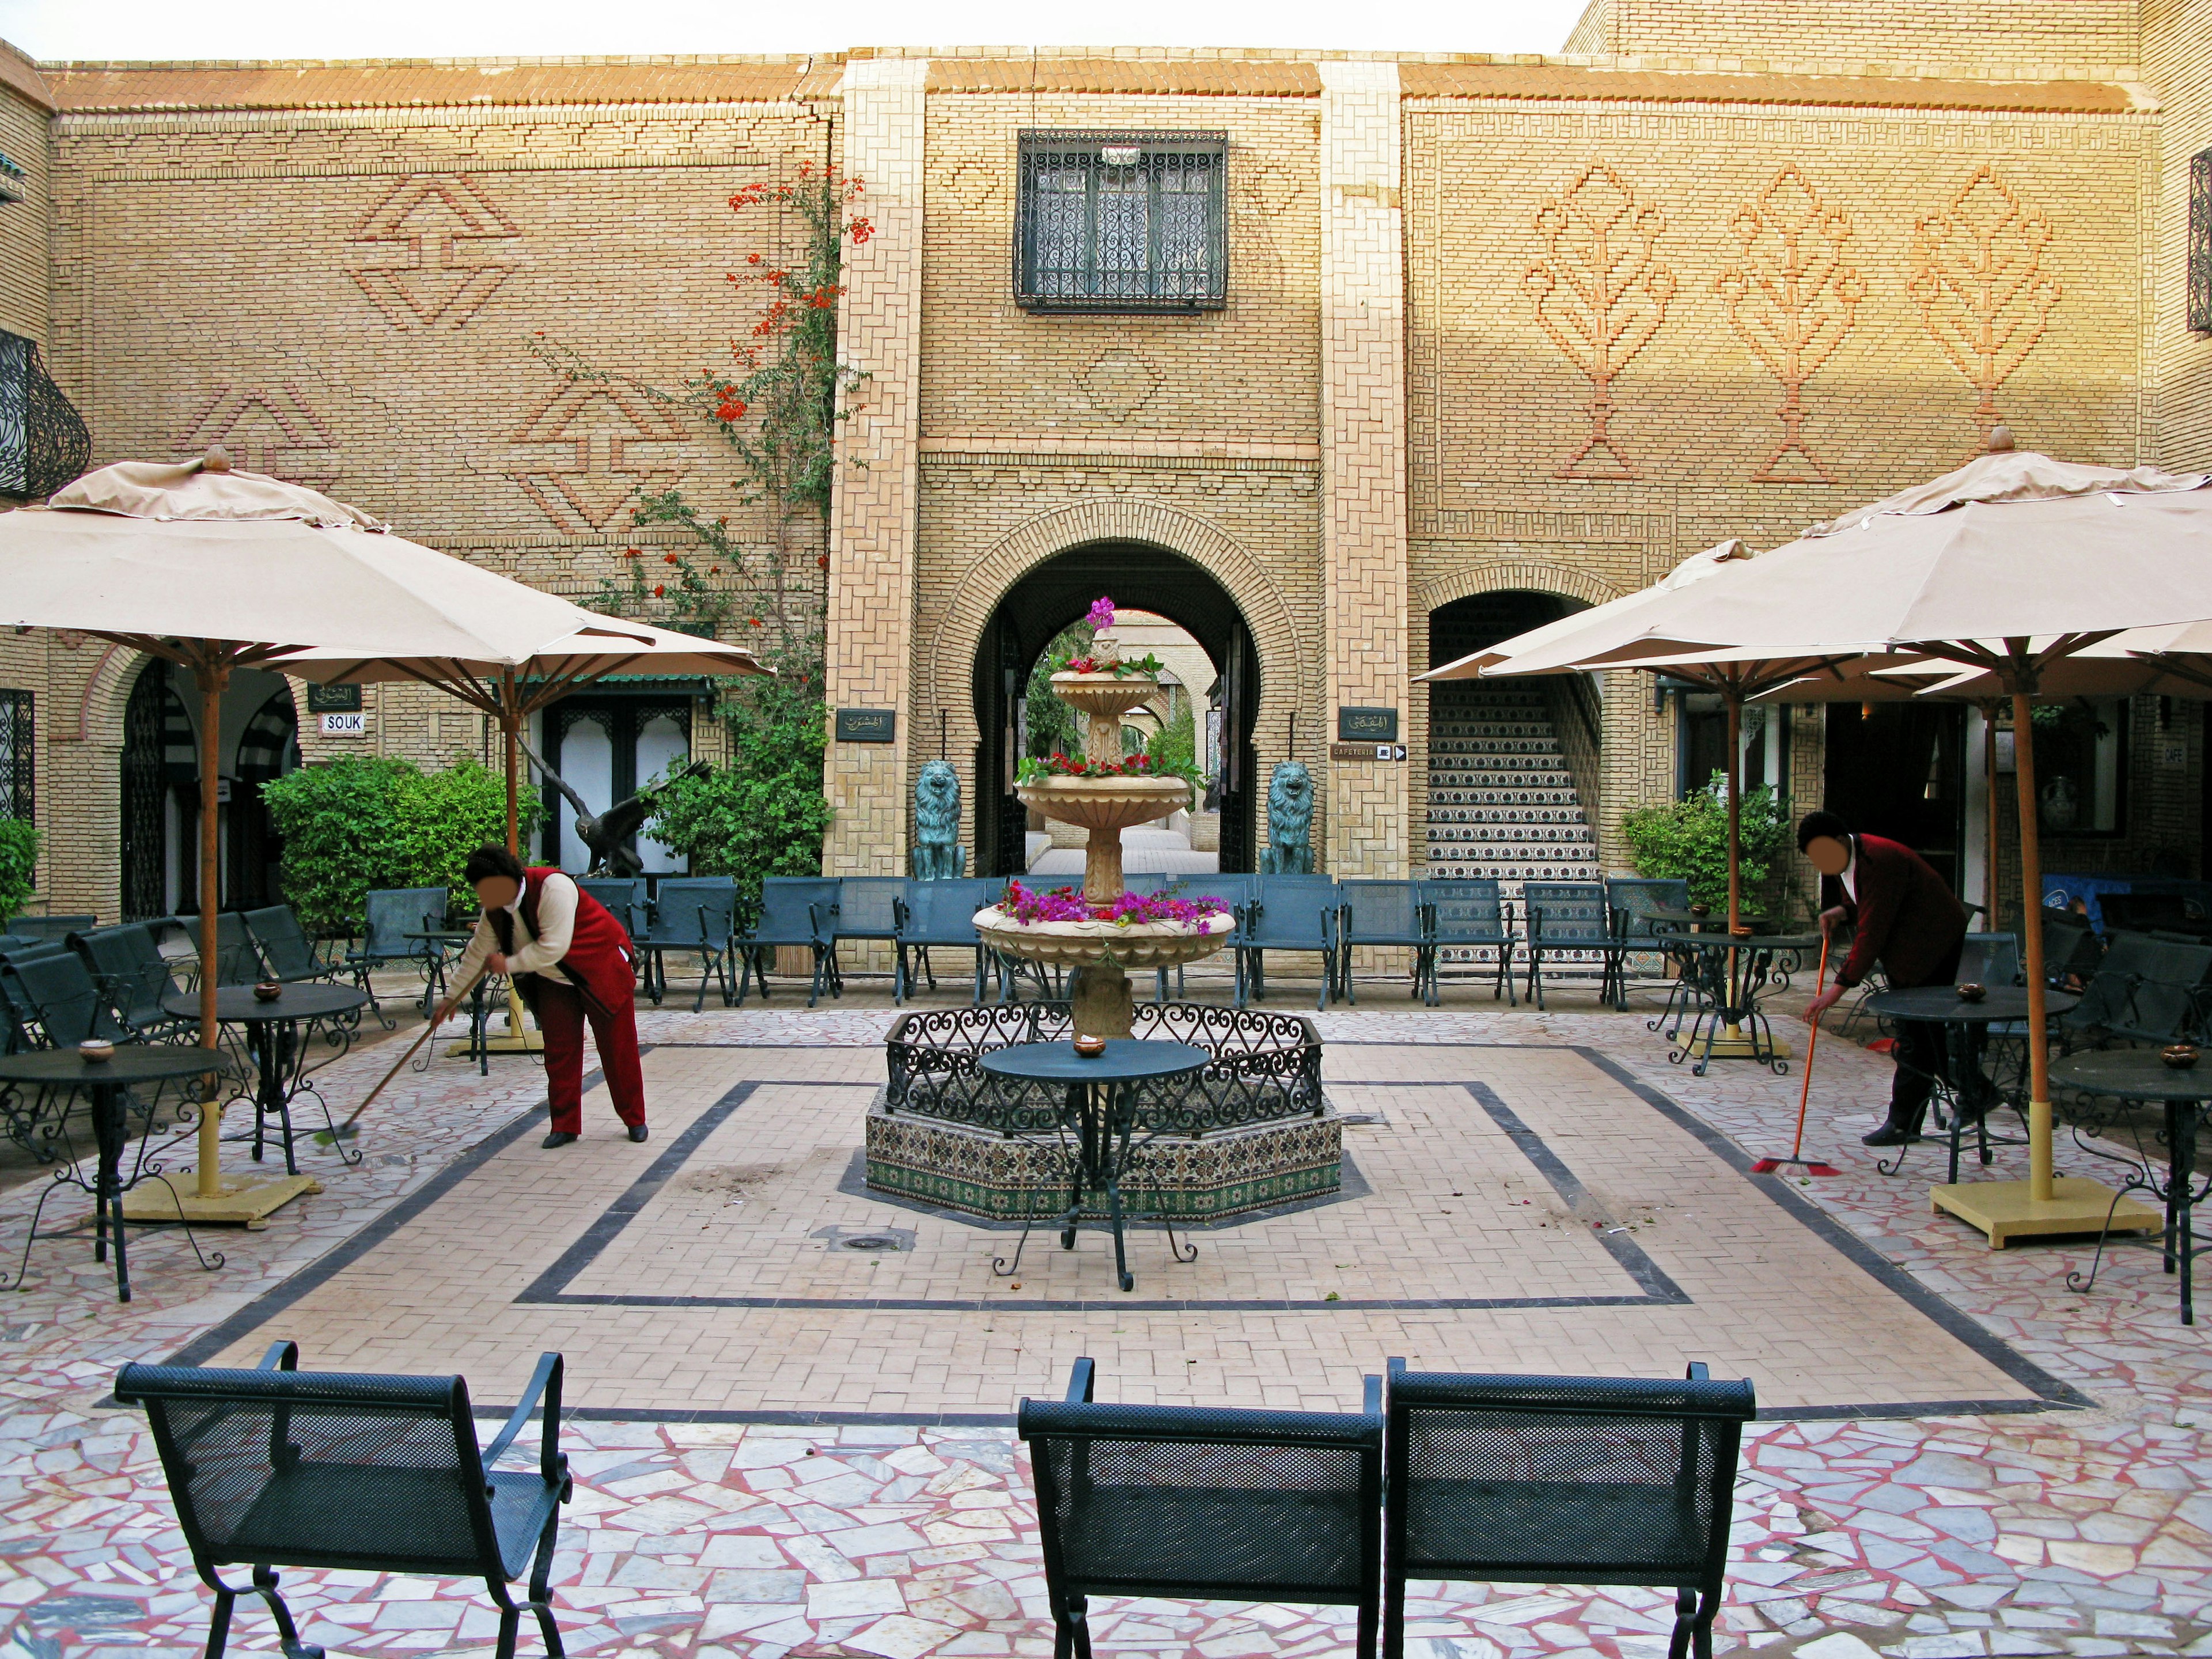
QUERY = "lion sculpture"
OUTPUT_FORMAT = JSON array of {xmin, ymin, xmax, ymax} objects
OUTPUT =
[
  {"xmin": 1259, "ymin": 760, "xmax": 1315, "ymax": 875},
  {"xmin": 911, "ymin": 760, "xmax": 967, "ymax": 880}
]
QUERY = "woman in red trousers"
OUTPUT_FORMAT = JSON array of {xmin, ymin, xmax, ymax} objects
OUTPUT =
[{"xmin": 437, "ymin": 845, "xmax": 649, "ymax": 1149}]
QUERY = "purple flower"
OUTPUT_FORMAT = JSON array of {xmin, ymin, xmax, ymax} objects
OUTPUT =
[
  {"xmin": 1001, "ymin": 878, "xmax": 1228, "ymax": 928},
  {"xmin": 1087, "ymin": 595, "xmax": 1118, "ymax": 632}
]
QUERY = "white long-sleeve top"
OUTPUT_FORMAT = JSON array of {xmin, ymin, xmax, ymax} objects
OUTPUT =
[{"xmin": 452, "ymin": 871, "xmax": 579, "ymax": 991}]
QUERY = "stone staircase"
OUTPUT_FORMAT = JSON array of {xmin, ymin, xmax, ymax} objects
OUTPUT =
[{"xmin": 1424, "ymin": 681, "xmax": 1600, "ymax": 971}]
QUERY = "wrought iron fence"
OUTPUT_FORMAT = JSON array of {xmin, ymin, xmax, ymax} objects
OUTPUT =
[
  {"xmin": 0, "ymin": 690, "xmax": 29, "ymax": 821},
  {"xmin": 2194, "ymin": 148, "xmax": 2212, "ymax": 336},
  {"xmin": 884, "ymin": 1002, "xmax": 1322, "ymax": 1135},
  {"xmin": 1016, "ymin": 131, "xmax": 1228, "ymax": 313},
  {"xmin": 0, "ymin": 329, "xmax": 90, "ymax": 499}
]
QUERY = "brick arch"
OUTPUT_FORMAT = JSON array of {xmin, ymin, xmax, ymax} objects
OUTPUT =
[
  {"xmin": 1411, "ymin": 560, "xmax": 1627, "ymax": 620},
  {"xmin": 77, "ymin": 643, "xmax": 160, "ymax": 748},
  {"xmin": 923, "ymin": 497, "xmax": 1314, "ymax": 729}
]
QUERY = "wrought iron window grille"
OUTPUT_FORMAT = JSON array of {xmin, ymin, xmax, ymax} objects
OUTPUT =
[
  {"xmin": 0, "ymin": 330, "xmax": 91, "ymax": 500},
  {"xmin": 1016, "ymin": 131, "xmax": 1228, "ymax": 314},
  {"xmin": 2193, "ymin": 148, "xmax": 2212, "ymax": 336},
  {"xmin": 0, "ymin": 151, "xmax": 22, "ymax": 206},
  {"xmin": 0, "ymin": 690, "xmax": 32, "ymax": 823}
]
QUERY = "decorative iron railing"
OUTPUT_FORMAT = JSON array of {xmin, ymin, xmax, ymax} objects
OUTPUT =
[
  {"xmin": 1015, "ymin": 131, "xmax": 1228, "ymax": 314},
  {"xmin": 885, "ymin": 1002, "xmax": 1323, "ymax": 1135},
  {"xmin": 2193, "ymin": 148, "xmax": 2212, "ymax": 336},
  {"xmin": 0, "ymin": 690, "xmax": 30, "ymax": 821},
  {"xmin": 0, "ymin": 330, "xmax": 90, "ymax": 499}
]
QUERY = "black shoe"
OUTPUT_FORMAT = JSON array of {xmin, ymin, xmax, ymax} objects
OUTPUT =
[
  {"xmin": 628, "ymin": 1124, "xmax": 649, "ymax": 1143},
  {"xmin": 541, "ymin": 1131, "xmax": 579, "ymax": 1149},
  {"xmin": 1861, "ymin": 1120, "xmax": 1922, "ymax": 1147}
]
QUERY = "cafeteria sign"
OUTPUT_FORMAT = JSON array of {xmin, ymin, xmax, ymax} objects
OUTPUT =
[{"xmin": 836, "ymin": 708, "xmax": 897, "ymax": 744}]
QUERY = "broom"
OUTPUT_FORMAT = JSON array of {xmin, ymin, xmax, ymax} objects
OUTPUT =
[
  {"xmin": 1752, "ymin": 931, "xmax": 1842, "ymax": 1176},
  {"xmin": 319, "ymin": 965, "xmax": 488, "ymax": 1143}
]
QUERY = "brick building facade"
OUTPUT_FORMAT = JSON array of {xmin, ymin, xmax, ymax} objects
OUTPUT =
[{"xmin": 0, "ymin": 1, "xmax": 2209, "ymax": 920}]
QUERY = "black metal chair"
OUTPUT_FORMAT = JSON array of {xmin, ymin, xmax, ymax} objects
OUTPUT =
[
  {"xmin": 734, "ymin": 876, "xmax": 838, "ymax": 1007},
  {"xmin": 346, "ymin": 887, "xmax": 452, "ymax": 1027},
  {"xmin": 1382, "ymin": 1359, "xmax": 1755, "ymax": 1659},
  {"xmin": 115, "ymin": 1343, "xmax": 571, "ymax": 1659},
  {"xmin": 1607, "ymin": 877, "xmax": 1693, "ymax": 1012},
  {"xmin": 73, "ymin": 922, "xmax": 194, "ymax": 1041},
  {"xmin": 575, "ymin": 877, "xmax": 648, "ymax": 940},
  {"xmin": 1237, "ymin": 876, "xmax": 1342, "ymax": 1012},
  {"xmin": 1521, "ymin": 881, "xmax": 1629, "ymax": 1010},
  {"xmin": 2097, "ymin": 891, "xmax": 2194, "ymax": 937},
  {"xmin": 4, "ymin": 913, "xmax": 96, "ymax": 944},
  {"xmin": 893, "ymin": 877, "xmax": 1006, "ymax": 1005},
  {"xmin": 1338, "ymin": 879, "xmax": 1431, "ymax": 1006},
  {"xmin": 637, "ymin": 877, "xmax": 740, "ymax": 1010},
  {"xmin": 1021, "ymin": 1358, "xmax": 1382, "ymax": 1659},
  {"xmin": 1421, "ymin": 878, "xmax": 1516, "ymax": 1005},
  {"xmin": 242, "ymin": 907, "xmax": 348, "ymax": 987},
  {"xmin": 829, "ymin": 876, "xmax": 907, "ymax": 993},
  {"xmin": 183, "ymin": 913, "xmax": 264, "ymax": 988},
  {"xmin": 7, "ymin": 948, "xmax": 139, "ymax": 1050},
  {"xmin": 2039, "ymin": 906, "xmax": 2103, "ymax": 989}
]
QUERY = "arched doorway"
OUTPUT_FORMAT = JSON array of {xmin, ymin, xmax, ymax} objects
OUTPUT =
[
  {"xmin": 1422, "ymin": 589, "xmax": 1600, "ymax": 888},
  {"xmin": 118, "ymin": 660, "xmax": 300, "ymax": 917},
  {"xmin": 972, "ymin": 543, "xmax": 1262, "ymax": 876}
]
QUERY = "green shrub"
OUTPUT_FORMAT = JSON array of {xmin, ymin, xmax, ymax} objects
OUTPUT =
[
  {"xmin": 1620, "ymin": 772, "xmax": 1788, "ymax": 914},
  {"xmin": 262, "ymin": 756, "xmax": 537, "ymax": 934},
  {"xmin": 0, "ymin": 820, "xmax": 39, "ymax": 922},
  {"xmin": 645, "ymin": 769, "xmax": 833, "ymax": 911}
]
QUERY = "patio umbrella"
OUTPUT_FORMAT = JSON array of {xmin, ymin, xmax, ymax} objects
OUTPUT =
[
  {"xmin": 284, "ymin": 616, "xmax": 767, "ymax": 1055},
  {"xmin": 0, "ymin": 450, "xmax": 599, "ymax": 1226},
  {"xmin": 1501, "ymin": 434, "xmax": 2212, "ymax": 1244}
]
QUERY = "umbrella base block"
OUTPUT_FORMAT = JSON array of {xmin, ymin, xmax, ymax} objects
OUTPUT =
[
  {"xmin": 122, "ymin": 1174, "xmax": 321, "ymax": 1231},
  {"xmin": 446, "ymin": 1032, "xmax": 546, "ymax": 1056},
  {"xmin": 1931, "ymin": 1176, "xmax": 2162, "ymax": 1250},
  {"xmin": 1700, "ymin": 1023, "xmax": 1789, "ymax": 1061}
]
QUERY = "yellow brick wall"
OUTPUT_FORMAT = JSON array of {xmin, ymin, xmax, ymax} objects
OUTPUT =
[
  {"xmin": 2147, "ymin": 0, "xmax": 2212, "ymax": 469},
  {"xmin": 0, "ymin": 66, "xmax": 49, "ymax": 343},
  {"xmin": 1592, "ymin": 0, "xmax": 2141, "ymax": 80}
]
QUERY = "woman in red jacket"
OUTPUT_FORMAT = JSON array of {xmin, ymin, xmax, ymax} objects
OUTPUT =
[
  {"xmin": 1800, "ymin": 810, "xmax": 1974, "ymax": 1147},
  {"xmin": 437, "ymin": 845, "xmax": 648, "ymax": 1149}
]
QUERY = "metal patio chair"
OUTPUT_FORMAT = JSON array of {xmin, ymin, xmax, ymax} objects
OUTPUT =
[
  {"xmin": 893, "ymin": 877, "xmax": 1007, "ymax": 1005},
  {"xmin": 346, "ymin": 887, "xmax": 453, "ymax": 1027},
  {"xmin": 73, "ymin": 922, "xmax": 194, "ymax": 1041},
  {"xmin": 735, "ymin": 876, "xmax": 839, "ymax": 1007},
  {"xmin": 1021, "ymin": 1357, "xmax": 1383, "ymax": 1659},
  {"xmin": 1338, "ymin": 878, "xmax": 1431, "ymax": 1005},
  {"xmin": 1421, "ymin": 878, "xmax": 1516, "ymax": 1005},
  {"xmin": 241, "ymin": 907, "xmax": 348, "ymax": 987},
  {"xmin": 116, "ymin": 1343, "xmax": 571, "ymax": 1659},
  {"xmin": 575, "ymin": 877, "xmax": 649, "ymax": 940},
  {"xmin": 637, "ymin": 877, "xmax": 740, "ymax": 1010},
  {"xmin": 829, "ymin": 876, "xmax": 907, "ymax": 993},
  {"xmin": 3, "ymin": 914, "xmax": 96, "ymax": 944},
  {"xmin": 1522, "ymin": 881, "xmax": 1629, "ymax": 1010},
  {"xmin": 1237, "ymin": 876, "xmax": 1342, "ymax": 1011},
  {"xmin": 181, "ymin": 912, "xmax": 264, "ymax": 988}
]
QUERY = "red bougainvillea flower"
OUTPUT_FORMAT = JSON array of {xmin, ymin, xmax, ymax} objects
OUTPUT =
[
  {"xmin": 748, "ymin": 616, "xmax": 763, "ymax": 627},
  {"xmin": 662, "ymin": 552, "xmax": 679, "ymax": 565},
  {"xmin": 709, "ymin": 565, "xmax": 720, "ymax": 576},
  {"xmin": 622, "ymin": 547, "xmax": 641, "ymax": 559},
  {"xmin": 817, "ymin": 554, "xmax": 830, "ymax": 569},
  {"xmin": 849, "ymin": 217, "xmax": 874, "ymax": 244},
  {"xmin": 653, "ymin": 584, "xmax": 666, "ymax": 598}
]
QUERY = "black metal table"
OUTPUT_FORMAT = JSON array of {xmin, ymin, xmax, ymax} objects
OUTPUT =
[
  {"xmin": 978, "ymin": 1039, "xmax": 1213, "ymax": 1291},
  {"xmin": 0, "ymin": 1046, "xmax": 236, "ymax": 1302},
  {"xmin": 409, "ymin": 929, "xmax": 493, "ymax": 1072},
  {"xmin": 2052, "ymin": 1049, "xmax": 2212, "ymax": 1325},
  {"xmin": 1661, "ymin": 933, "xmax": 1821, "ymax": 1076},
  {"xmin": 1863, "ymin": 987, "xmax": 2078, "ymax": 1183},
  {"xmin": 163, "ymin": 984, "xmax": 368, "ymax": 1176}
]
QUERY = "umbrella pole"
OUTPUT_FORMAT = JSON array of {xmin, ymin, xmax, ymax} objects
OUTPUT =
[
  {"xmin": 453, "ymin": 690, "xmax": 544, "ymax": 1058},
  {"xmin": 1983, "ymin": 700, "xmax": 2002, "ymax": 930},
  {"xmin": 1702, "ymin": 688, "xmax": 1778, "ymax": 1059},
  {"xmin": 1930, "ymin": 684, "xmax": 2160, "ymax": 1247}
]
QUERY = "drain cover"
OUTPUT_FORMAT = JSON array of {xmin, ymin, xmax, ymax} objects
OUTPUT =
[
  {"xmin": 840, "ymin": 1234, "xmax": 902, "ymax": 1252},
  {"xmin": 810, "ymin": 1224, "xmax": 916, "ymax": 1253}
]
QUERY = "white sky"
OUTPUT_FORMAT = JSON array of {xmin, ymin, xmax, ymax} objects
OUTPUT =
[{"xmin": 0, "ymin": 0, "xmax": 1593, "ymax": 63}]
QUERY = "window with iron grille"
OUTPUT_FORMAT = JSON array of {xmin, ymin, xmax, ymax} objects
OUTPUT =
[
  {"xmin": 2194, "ymin": 148, "xmax": 2212, "ymax": 335},
  {"xmin": 1016, "ymin": 132, "xmax": 1228, "ymax": 313},
  {"xmin": 0, "ymin": 328, "xmax": 92, "ymax": 499},
  {"xmin": 0, "ymin": 690, "xmax": 31, "ymax": 821}
]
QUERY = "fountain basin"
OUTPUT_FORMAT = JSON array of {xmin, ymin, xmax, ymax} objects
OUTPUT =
[
  {"xmin": 1049, "ymin": 670, "xmax": 1161, "ymax": 723},
  {"xmin": 1015, "ymin": 774, "xmax": 1190, "ymax": 832},
  {"xmin": 975, "ymin": 907, "xmax": 1234, "ymax": 971}
]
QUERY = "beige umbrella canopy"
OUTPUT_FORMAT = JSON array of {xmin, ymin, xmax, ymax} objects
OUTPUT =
[
  {"xmin": 0, "ymin": 452, "xmax": 599, "ymax": 1227},
  {"xmin": 1526, "ymin": 435, "xmax": 2212, "ymax": 1245},
  {"xmin": 285, "ymin": 613, "xmax": 770, "ymax": 855}
]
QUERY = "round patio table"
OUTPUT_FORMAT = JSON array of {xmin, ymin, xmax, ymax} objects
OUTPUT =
[
  {"xmin": 1863, "ymin": 987, "xmax": 2079, "ymax": 1184},
  {"xmin": 1664, "ymin": 933, "xmax": 1822, "ymax": 1077},
  {"xmin": 2051, "ymin": 1049, "xmax": 2212, "ymax": 1325},
  {"xmin": 0, "ymin": 1045, "xmax": 237, "ymax": 1302},
  {"xmin": 978, "ymin": 1039, "xmax": 1212, "ymax": 1291},
  {"xmin": 163, "ymin": 984, "xmax": 368, "ymax": 1176}
]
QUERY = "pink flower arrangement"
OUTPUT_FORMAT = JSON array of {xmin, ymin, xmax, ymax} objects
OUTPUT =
[
  {"xmin": 1087, "ymin": 594, "xmax": 1119, "ymax": 632},
  {"xmin": 1000, "ymin": 880, "xmax": 1229, "ymax": 929}
]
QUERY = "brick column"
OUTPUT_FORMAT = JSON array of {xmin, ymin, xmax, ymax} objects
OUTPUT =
[
  {"xmin": 1319, "ymin": 60, "xmax": 1411, "ymax": 880},
  {"xmin": 824, "ymin": 56, "xmax": 928, "ymax": 878}
]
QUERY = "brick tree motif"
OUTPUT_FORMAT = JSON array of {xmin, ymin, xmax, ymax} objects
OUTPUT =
[
  {"xmin": 1715, "ymin": 165, "xmax": 1866, "ymax": 484},
  {"xmin": 1907, "ymin": 164, "xmax": 2065, "ymax": 452},
  {"xmin": 175, "ymin": 385, "xmax": 339, "ymax": 489},
  {"xmin": 346, "ymin": 173, "xmax": 523, "ymax": 331},
  {"xmin": 1525, "ymin": 164, "xmax": 1677, "ymax": 482}
]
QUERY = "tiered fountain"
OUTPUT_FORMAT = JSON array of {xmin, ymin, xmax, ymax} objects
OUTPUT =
[{"xmin": 972, "ymin": 625, "xmax": 1234, "ymax": 1033}]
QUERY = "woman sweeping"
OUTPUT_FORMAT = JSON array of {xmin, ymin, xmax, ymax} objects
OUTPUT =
[{"xmin": 436, "ymin": 846, "xmax": 649, "ymax": 1149}]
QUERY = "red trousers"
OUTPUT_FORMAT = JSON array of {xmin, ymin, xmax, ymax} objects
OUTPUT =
[{"xmin": 536, "ymin": 979, "xmax": 646, "ymax": 1134}]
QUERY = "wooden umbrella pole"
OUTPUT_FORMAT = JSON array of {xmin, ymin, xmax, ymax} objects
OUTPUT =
[
  {"xmin": 196, "ymin": 659, "xmax": 228, "ymax": 1201},
  {"xmin": 1984, "ymin": 701, "xmax": 2002, "ymax": 930},
  {"xmin": 1725, "ymin": 691, "xmax": 1744, "ymax": 932},
  {"xmin": 2012, "ymin": 684, "xmax": 2054, "ymax": 1203},
  {"xmin": 503, "ymin": 671, "xmax": 521, "ymax": 855}
]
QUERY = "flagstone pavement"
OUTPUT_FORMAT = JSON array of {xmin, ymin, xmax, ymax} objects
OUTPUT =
[{"xmin": 2, "ymin": 984, "xmax": 2209, "ymax": 1659}]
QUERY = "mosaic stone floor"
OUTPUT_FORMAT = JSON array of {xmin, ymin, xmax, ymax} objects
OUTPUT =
[{"xmin": 2, "ymin": 988, "xmax": 2209, "ymax": 1659}]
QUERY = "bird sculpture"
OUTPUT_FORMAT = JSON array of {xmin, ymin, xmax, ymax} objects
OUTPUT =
[{"xmin": 517, "ymin": 734, "xmax": 708, "ymax": 876}]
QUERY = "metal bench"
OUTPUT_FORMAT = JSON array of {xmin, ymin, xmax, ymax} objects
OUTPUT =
[
  {"xmin": 637, "ymin": 876, "xmax": 739, "ymax": 1010},
  {"xmin": 115, "ymin": 1342, "xmax": 571, "ymax": 1659},
  {"xmin": 1382, "ymin": 1359, "xmax": 1755, "ymax": 1659},
  {"xmin": 892, "ymin": 877, "xmax": 1006, "ymax": 1005},
  {"xmin": 1522, "ymin": 881, "xmax": 1630, "ymax": 1010},
  {"xmin": 735, "ymin": 876, "xmax": 838, "ymax": 1007},
  {"xmin": 1238, "ymin": 876, "xmax": 1342, "ymax": 1011},
  {"xmin": 1021, "ymin": 1357, "xmax": 1383, "ymax": 1659},
  {"xmin": 1422, "ymin": 878, "xmax": 1517, "ymax": 1005}
]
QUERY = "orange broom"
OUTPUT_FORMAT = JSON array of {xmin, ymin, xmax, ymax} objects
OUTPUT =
[{"xmin": 1752, "ymin": 931, "xmax": 1842, "ymax": 1176}]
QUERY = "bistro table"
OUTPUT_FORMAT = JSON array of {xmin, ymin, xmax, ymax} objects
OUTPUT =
[
  {"xmin": 2052, "ymin": 1049, "xmax": 2212, "ymax": 1324},
  {"xmin": 1865, "ymin": 987, "xmax": 2077, "ymax": 1185},
  {"xmin": 0, "ymin": 1046, "xmax": 237, "ymax": 1302},
  {"xmin": 410, "ymin": 928, "xmax": 544, "ymax": 1069},
  {"xmin": 1662, "ymin": 933, "xmax": 1821, "ymax": 1077},
  {"xmin": 161, "ymin": 984, "xmax": 368, "ymax": 1176},
  {"xmin": 978, "ymin": 1039, "xmax": 1213, "ymax": 1291}
]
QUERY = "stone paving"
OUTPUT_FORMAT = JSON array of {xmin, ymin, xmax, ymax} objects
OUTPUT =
[{"xmin": 1, "ymin": 984, "xmax": 2209, "ymax": 1659}]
